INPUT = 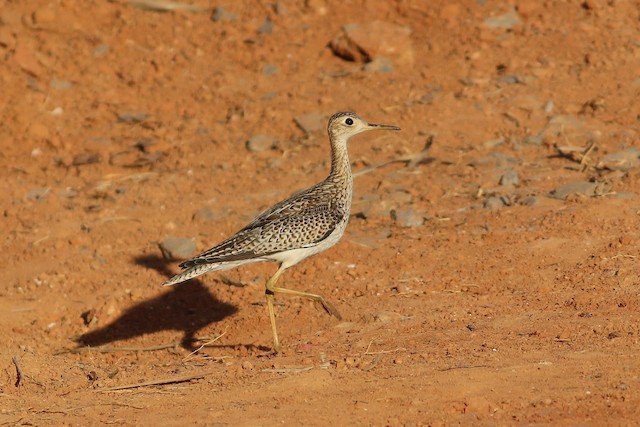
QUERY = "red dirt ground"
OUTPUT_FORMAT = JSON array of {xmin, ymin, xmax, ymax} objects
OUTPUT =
[{"xmin": 2, "ymin": 0, "xmax": 640, "ymax": 425}]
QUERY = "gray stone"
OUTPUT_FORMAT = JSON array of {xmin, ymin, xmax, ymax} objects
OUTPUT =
[
  {"xmin": 598, "ymin": 148, "xmax": 640, "ymax": 171},
  {"xmin": 523, "ymin": 134, "xmax": 544, "ymax": 145},
  {"xmin": 499, "ymin": 169, "xmax": 520, "ymax": 186},
  {"xmin": 519, "ymin": 196, "xmax": 539, "ymax": 206},
  {"xmin": 550, "ymin": 181, "xmax": 600, "ymax": 199},
  {"xmin": 50, "ymin": 78, "xmax": 74, "ymax": 90},
  {"xmin": 468, "ymin": 152, "xmax": 518, "ymax": 169},
  {"xmin": 484, "ymin": 196, "xmax": 506, "ymax": 210},
  {"xmin": 483, "ymin": 8, "xmax": 521, "ymax": 29},
  {"xmin": 159, "ymin": 237, "xmax": 196, "ymax": 260},
  {"xmin": 329, "ymin": 21, "xmax": 414, "ymax": 67},
  {"xmin": 262, "ymin": 63, "xmax": 278, "ymax": 76},
  {"xmin": 363, "ymin": 57, "xmax": 394, "ymax": 73},
  {"xmin": 211, "ymin": 6, "xmax": 236, "ymax": 22},
  {"xmin": 193, "ymin": 207, "xmax": 215, "ymax": 222},
  {"xmin": 498, "ymin": 75, "xmax": 526, "ymax": 85},
  {"xmin": 92, "ymin": 44, "xmax": 110, "ymax": 57},
  {"xmin": 294, "ymin": 112, "xmax": 325, "ymax": 134},
  {"xmin": 25, "ymin": 187, "xmax": 50, "ymax": 201},
  {"xmin": 117, "ymin": 112, "xmax": 147, "ymax": 124},
  {"xmin": 246, "ymin": 134, "xmax": 276, "ymax": 152},
  {"xmin": 390, "ymin": 207, "xmax": 425, "ymax": 227},
  {"xmin": 257, "ymin": 17, "xmax": 273, "ymax": 34}
]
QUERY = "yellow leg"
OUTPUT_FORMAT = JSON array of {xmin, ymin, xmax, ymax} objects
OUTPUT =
[{"xmin": 264, "ymin": 266, "xmax": 342, "ymax": 353}]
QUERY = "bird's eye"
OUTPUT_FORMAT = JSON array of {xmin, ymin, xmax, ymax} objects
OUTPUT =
[{"xmin": 345, "ymin": 118, "xmax": 353, "ymax": 125}]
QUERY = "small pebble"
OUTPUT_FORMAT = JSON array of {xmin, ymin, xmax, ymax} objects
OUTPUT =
[
  {"xmin": 390, "ymin": 207, "xmax": 425, "ymax": 227},
  {"xmin": 363, "ymin": 57, "xmax": 394, "ymax": 73},
  {"xmin": 159, "ymin": 237, "xmax": 196, "ymax": 260},
  {"xmin": 211, "ymin": 6, "xmax": 237, "ymax": 22},
  {"xmin": 117, "ymin": 112, "xmax": 148, "ymax": 124},
  {"xmin": 262, "ymin": 64, "xmax": 278, "ymax": 76},
  {"xmin": 483, "ymin": 8, "xmax": 521, "ymax": 29},
  {"xmin": 484, "ymin": 196, "xmax": 506, "ymax": 210},
  {"xmin": 257, "ymin": 17, "xmax": 273, "ymax": 34},
  {"xmin": 499, "ymin": 169, "xmax": 520, "ymax": 186},
  {"xmin": 294, "ymin": 112, "xmax": 325, "ymax": 134},
  {"xmin": 246, "ymin": 134, "xmax": 276, "ymax": 152}
]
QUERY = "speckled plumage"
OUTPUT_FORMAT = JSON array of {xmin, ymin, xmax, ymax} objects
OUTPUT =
[{"xmin": 163, "ymin": 112, "xmax": 400, "ymax": 351}]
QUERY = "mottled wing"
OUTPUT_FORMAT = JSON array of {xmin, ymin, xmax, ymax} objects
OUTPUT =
[{"xmin": 179, "ymin": 183, "xmax": 344, "ymax": 269}]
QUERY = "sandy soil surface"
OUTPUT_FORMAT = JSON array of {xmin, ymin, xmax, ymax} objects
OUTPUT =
[{"xmin": 2, "ymin": 0, "xmax": 640, "ymax": 425}]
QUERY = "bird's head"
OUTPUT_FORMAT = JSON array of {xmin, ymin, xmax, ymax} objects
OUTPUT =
[{"xmin": 327, "ymin": 112, "xmax": 400, "ymax": 141}]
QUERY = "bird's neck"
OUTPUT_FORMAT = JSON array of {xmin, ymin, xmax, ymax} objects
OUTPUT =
[{"xmin": 328, "ymin": 134, "xmax": 352, "ymax": 183}]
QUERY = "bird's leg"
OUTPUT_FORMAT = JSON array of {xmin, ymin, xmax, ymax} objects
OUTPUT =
[
  {"xmin": 265, "ymin": 268, "xmax": 285, "ymax": 353},
  {"xmin": 265, "ymin": 266, "xmax": 343, "ymax": 353},
  {"xmin": 265, "ymin": 276, "xmax": 343, "ymax": 320}
]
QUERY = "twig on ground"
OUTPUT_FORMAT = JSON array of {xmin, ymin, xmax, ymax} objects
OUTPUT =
[
  {"xmin": 261, "ymin": 366, "xmax": 313, "ymax": 374},
  {"xmin": 182, "ymin": 330, "xmax": 227, "ymax": 362},
  {"xmin": 128, "ymin": 0, "xmax": 207, "ymax": 12},
  {"xmin": 439, "ymin": 364, "xmax": 489, "ymax": 371},
  {"xmin": 95, "ymin": 370, "xmax": 214, "ymax": 392},
  {"xmin": 12, "ymin": 355, "xmax": 23, "ymax": 387}
]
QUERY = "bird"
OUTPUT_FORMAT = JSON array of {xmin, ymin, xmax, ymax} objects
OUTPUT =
[{"xmin": 163, "ymin": 112, "xmax": 400, "ymax": 352}]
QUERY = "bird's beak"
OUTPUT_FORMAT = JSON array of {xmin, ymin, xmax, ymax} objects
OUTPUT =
[{"xmin": 367, "ymin": 123, "xmax": 401, "ymax": 131}]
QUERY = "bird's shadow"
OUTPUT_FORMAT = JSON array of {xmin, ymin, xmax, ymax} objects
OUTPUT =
[{"xmin": 76, "ymin": 255, "xmax": 238, "ymax": 351}]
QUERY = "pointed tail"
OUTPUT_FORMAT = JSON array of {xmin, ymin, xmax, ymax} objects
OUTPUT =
[{"xmin": 163, "ymin": 263, "xmax": 221, "ymax": 286}]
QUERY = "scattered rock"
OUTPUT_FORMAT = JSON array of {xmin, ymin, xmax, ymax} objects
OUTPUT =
[
  {"xmin": 390, "ymin": 207, "xmax": 425, "ymax": 227},
  {"xmin": 484, "ymin": 196, "xmax": 506, "ymax": 210},
  {"xmin": 363, "ymin": 57, "xmax": 394, "ymax": 73},
  {"xmin": 246, "ymin": 134, "xmax": 276, "ymax": 152},
  {"xmin": 117, "ymin": 112, "xmax": 148, "ymax": 124},
  {"xmin": 469, "ymin": 152, "xmax": 518, "ymax": 169},
  {"xmin": 550, "ymin": 181, "xmax": 607, "ymax": 199},
  {"xmin": 159, "ymin": 237, "xmax": 196, "ymax": 260},
  {"xmin": 92, "ymin": 44, "xmax": 110, "ymax": 57},
  {"xmin": 257, "ymin": 17, "xmax": 273, "ymax": 34},
  {"xmin": 25, "ymin": 187, "xmax": 50, "ymax": 201},
  {"xmin": 294, "ymin": 112, "xmax": 325, "ymax": 134},
  {"xmin": 50, "ymin": 78, "xmax": 75, "ymax": 90},
  {"xmin": 519, "ymin": 196, "xmax": 539, "ymax": 206},
  {"xmin": 262, "ymin": 63, "xmax": 278, "ymax": 76},
  {"xmin": 483, "ymin": 8, "xmax": 521, "ymax": 29},
  {"xmin": 598, "ymin": 148, "xmax": 640, "ymax": 171},
  {"xmin": 72, "ymin": 152, "xmax": 101, "ymax": 166},
  {"xmin": 499, "ymin": 169, "xmax": 520, "ymax": 186},
  {"xmin": 193, "ymin": 207, "xmax": 215, "ymax": 222},
  {"xmin": 523, "ymin": 134, "xmax": 544, "ymax": 145},
  {"xmin": 211, "ymin": 6, "xmax": 237, "ymax": 22},
  {"xmin": 329, "ymin": 21, "xmax": 414, "ymax": 67}
]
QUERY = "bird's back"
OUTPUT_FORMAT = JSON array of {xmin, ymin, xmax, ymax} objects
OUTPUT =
[{"xmin": 180, "ymin": 179, "xmax": 350, "ymax": 269}]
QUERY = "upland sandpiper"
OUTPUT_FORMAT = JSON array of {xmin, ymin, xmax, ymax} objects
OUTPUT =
[{"xmin": 163, "ymin": 112, "xmax": 400, "ymax": 351}]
